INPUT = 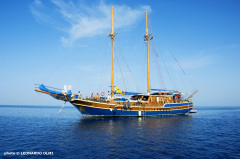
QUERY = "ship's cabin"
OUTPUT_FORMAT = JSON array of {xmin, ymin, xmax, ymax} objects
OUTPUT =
[{"xmin": 130, "ymin": 92, "xmax": 182, "ymax": 104}]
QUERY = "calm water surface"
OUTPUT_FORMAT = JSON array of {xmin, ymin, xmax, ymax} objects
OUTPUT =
[{"xmin": 0, "ymin": 105, "xmax": 240, "ymax": 158}]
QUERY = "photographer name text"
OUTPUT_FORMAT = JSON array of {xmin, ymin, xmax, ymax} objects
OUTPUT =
[{"xmin": 4, "ymin": 151, "xmax": 53, "ymax": 156}]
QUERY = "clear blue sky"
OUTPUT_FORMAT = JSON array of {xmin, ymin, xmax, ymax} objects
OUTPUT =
[{"xmin": 1, "ymin": 0, "xmax": 240, "ymax": 106}]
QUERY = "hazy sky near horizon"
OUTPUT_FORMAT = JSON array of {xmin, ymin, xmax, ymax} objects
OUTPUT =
[{"xmin": 1, "ymin": 0, "xmax": 240, "ymax": 106}]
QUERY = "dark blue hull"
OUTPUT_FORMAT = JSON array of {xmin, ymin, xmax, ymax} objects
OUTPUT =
[{"xmin": 72, "ymin": 102, "xmax": 193, "ymax": 117}]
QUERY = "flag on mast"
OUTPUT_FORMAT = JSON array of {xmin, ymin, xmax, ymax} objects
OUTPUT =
[{"xmin": 116, "ymin": 86, "xmax": 123, "ymax": 95}]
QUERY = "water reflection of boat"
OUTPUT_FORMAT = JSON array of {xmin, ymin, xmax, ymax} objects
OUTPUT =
[{"xmin": 35, "ymin": 6, "xmax": 197, "ymax": 117}]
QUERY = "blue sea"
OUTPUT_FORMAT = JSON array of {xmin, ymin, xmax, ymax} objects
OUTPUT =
[{"xmin": 0, "ymin": 105, "xmax": 240, "ymax": 159}]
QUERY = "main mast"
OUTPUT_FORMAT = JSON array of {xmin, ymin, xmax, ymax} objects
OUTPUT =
[
  {"xmin": 145, "ymin": 11, "xmax": 150, "ymax": 94},
  {"xmin": 109, "ymin": 6, "xmax": 116, "ymax": 98}
]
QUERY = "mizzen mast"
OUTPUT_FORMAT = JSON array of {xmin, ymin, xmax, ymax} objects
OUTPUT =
[
  {"xmin": 109, "ymin": 6, "xmax": 116, "ymax": 98},
  {"xmin": 144, "ymin": 11, "xmax": 150, "ymax": 94}
]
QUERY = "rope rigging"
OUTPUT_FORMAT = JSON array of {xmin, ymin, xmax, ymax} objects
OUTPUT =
[
  {"xmin": 171, "ymin": 52, "xmax": 188, "ymax": 91},
  {"xmin": 172, "ymin": 54, "xmax": 186, "ymax": 75},
  {"xmin": 114, "ymin": 39, "xmax": 128, "ymax": 92},
  {"xmin": 43, "ymin": 50, "xmax": 75, "ymax": 84},
  {"xmin": 148, "ymin": 16, "xmax": 177, "ymax": 90},
  {"xmin": 131, "ymin": 49, "xmax": 145, "ymax": 93},
  {"xmin": 98, "ymin": 36, "xmax": 110, "ymax": 92},
  {"xmin": 114, "ymin": 37, "xmax": 145, "ymax": 93},
  {"xmin": 148, "ymin": 15, "xmax": 192, "ymax": 91},
  {"xmin": 149, "ymin": 42, "xmax": 166, "ymax": 89}
]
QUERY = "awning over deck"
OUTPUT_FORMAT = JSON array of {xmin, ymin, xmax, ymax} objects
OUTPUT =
[
  {"xmin": 114, "ymin": 91, "xmax": 141, "ymax": 96},
  {"xmin": 151, "ymin": 89, "xmax": 174, "ymax": 92}
]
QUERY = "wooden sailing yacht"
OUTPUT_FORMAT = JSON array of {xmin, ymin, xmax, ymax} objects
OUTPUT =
[{"xmin": 35, "ymin": 6, "xmax": 197, "ymax": 117}]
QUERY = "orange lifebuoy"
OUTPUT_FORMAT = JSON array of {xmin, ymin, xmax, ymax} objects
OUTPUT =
[
  {"xmin": 164, "ymin": 91, "xmax": 167, "ymax": 95},
  {"xmin": 101, "ymin": 92, "xmax": 105, "ymax": 96},
  {"xmin": 122, "ymin": 91, "xmax": 125, "ymax": 95}
]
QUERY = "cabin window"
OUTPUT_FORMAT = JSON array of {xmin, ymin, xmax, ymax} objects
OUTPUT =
[{"xmin": 142, "ymin": 96, "xmax": 149, "ymax": 101}]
